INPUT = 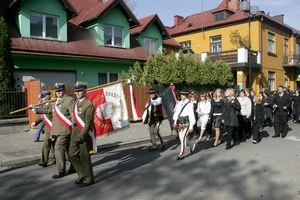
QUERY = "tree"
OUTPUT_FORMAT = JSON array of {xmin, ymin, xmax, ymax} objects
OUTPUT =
[
  {"xmin": 0, "ymin": 16, "xmax": 15, "ymax": 90},
  {"xmin": 120, "ymin": 62, "xmax": 144, "ymax": 85},
  {"xmin": 125, "ymin": 51, "xmax": 234, "ymax": 90},
  {"xmin": 229, "ymin": 30, "xmax": 250, "ymax": 49}
]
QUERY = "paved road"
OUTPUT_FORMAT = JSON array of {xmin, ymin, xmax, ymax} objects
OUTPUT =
[{"xmin": 1, "ymin": 122, "xmax": 300, "ymax": 200}]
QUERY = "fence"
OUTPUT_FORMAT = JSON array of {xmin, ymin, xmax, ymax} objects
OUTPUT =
[{"xmin": 0, "ymin": 89, "xmax": 27, "ymax": 119}]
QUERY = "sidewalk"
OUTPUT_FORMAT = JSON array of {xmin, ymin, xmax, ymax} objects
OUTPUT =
[{"xmin": 0, "ymin": 121, "xmax": 174, "ymax": 169}]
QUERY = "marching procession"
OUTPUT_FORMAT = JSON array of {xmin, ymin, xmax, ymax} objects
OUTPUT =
[{"xmin": 24, "ymin": 78, "xmax": 300, "ymax": 189}]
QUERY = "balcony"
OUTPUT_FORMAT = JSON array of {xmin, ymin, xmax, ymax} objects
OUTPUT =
[
  {"xmin": 283, "ymin": 55, "xmax": 300, "ymax": 67},
  {"xmin": 200, "ymin": 48, "xmax": 262, "ymax": 70}
]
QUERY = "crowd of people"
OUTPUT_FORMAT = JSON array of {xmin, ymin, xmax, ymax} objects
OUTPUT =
[{"xmin": 144, "ymin": 85, "xmax": 300, "ymax": 160}]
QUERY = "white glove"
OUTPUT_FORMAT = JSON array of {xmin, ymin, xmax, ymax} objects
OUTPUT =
[{"xmin": 31, "ymin": 122, "xmax": 36, "ymax": 129}]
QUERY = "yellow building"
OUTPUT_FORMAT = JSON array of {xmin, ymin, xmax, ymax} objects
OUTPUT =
[{"xmin": 168, "ymin": 0, "xmax": 300, "ymax": 93}]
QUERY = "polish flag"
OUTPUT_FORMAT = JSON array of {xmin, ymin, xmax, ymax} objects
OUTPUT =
[{"xmin": 87, "ymin": 82, "xmax": 129, "ymax": 137}]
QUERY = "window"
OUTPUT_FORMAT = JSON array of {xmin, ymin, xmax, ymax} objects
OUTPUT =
[
  {"xmin": 30, "ymin": 13, "xmax": 58, "ymax": 39},
  {"xmin": 210, "ymin": 36, "xmax": 222, "ymax": 53},
  {"xmin": 180, "ymin": 41, "xmax": 191, "ymax": 51},
  {"xmin": 104, "ymin": 25, "xmax": 123, "ymax": 47},
  {"xmin": 284, "ymin": 38, "xmax": 288, "ymax": 57},
  {"xmin": 215, "ymin": 12, "xmax": 225, "ymax": 21},
  {"xmin": 284, "ymin": 73, "xmax": 289, "ymax": 88},
  {"xmin": 98, "ymin": 72, "xmax": 119, "ymax": 85},
  {"xmin": 144, "ymin": 37, "xmax": 158, "ymax": 55},
  {"xmin": 268, "ymin": 32, "xmax": 275, "ymax": 54},
  {"xmin": 297, "ymin": 43, "xmax": 300, "ymax": 56},
  {"xmin": 268, "ymin": 71, "xmax": 275, "ymax": 91}
]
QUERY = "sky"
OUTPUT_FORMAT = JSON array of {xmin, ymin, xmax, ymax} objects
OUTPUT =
[{"xmin": 125, "ymin": 0, "xmax": 300, "ymax": 30}]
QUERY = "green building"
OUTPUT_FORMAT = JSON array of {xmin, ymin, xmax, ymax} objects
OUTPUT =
[{"xmin": 2, "ymin": 0, "xmax": 179, "ymax": 88}]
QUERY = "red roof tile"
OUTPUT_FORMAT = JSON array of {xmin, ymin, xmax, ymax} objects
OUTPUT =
[
  {"xmin": 162, "ymin": 38, "xmax": 181, "ymax": 47},
  {"xmin": 169, "ymin": 0, "xmax": 297, "ymax": 37}
]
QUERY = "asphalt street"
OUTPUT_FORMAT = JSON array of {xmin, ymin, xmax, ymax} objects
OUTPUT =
[{"xmin": 1, "ymin": 122, "xmax": 300, "ymax": 200}]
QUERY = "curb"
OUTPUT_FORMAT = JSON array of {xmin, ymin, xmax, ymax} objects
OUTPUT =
[{"xmin": 0, "ymin": 135, "xmax": 176, "ymax": 173}]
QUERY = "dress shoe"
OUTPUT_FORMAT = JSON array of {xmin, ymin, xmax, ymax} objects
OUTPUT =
[
  {"xmin": 148, "ymin": 145, "xmax": 158, "ymax": 151},
  {"xmin": 272, "ymin": 135, "xmax": 280, "ymax": 138},
  {"xmin": 67, "ymin": 169, "xmax": 76, "ymax": 175},
  {"xmin": 75, "ymin": 177, "xmax": 83, "ymax": 184},
  {"xmin": 177, "ymin": 154, "xmax": 185, "ymax": 160},
  {"xmin": 79, "ymin": 182, "xmax": 94, "ymax": 187},
  {"xmin": 38, "ymin": 163, "xmax": 47, "ymax": 167},
  {"xmin": 225, "ymin": 144, "xmax": 233, "ymax": 150},
  {"xmin": 281, "ymin": 134, "xmax": 286, "ymax": 138},
  {"xmin": 160, "ymin": 144, "xmax": 165, "ymax": 151},
  {"xmin": 52, "ymin": 172, "xmax": 65, "ymax": 179}
]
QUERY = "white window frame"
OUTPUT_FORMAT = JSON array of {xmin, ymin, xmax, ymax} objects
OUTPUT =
[
  {"xmin": 104, "ymin": 25, "xmax": 123, "ymax": 47},
  {"xmin": 284, "ymin": 73, "xmax": 289, "ymax": 88},
  {"xmin": 180, "ymin": 41, "xmax": 191, "ymax": 51},
  {"xmin": 284, "ymin": 38, "xmax": 289, "ymax": 57},
  {"xmin": 30, "ymin": 12, "xmax": 59, "ymax": 40},
  {"xmin": 296, "ymin": 43, "xmax": 300, "ymax": 56},
  {"xmin": 268, "ymin": 32, "xmax": 275, "ymax": 54},
  {"xmin": 210, "ymin": 35, "xmax": 222, "ymax": 53},
  {"xmin": 268, "ymin": 71, "xmax": 275, "ymax": 91},
  {"xmin": 144, "ymin": 37, "xmax": 159, "ymax": 55}
]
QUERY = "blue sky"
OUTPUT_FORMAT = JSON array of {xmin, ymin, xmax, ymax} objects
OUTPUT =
[{"xmin": 125, "ymin": 0, "xmax": 300, "ymax": 30}]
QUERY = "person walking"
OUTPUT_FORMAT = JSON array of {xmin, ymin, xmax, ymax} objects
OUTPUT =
[
  {"xmin": 292, "ymin": 90, "xmax": 300, "ymax": 123},
  {"xmin": 192, "ymin": 93, "xmax": 211, "ymax": 151},
  {"xmin": 143, "ymin": 87, "xmax": 165, "ymax": 151},
  {"xmin": 69, "ymin": 82, "xmax": 95, "ymax": 187},
  {"xmin": 173, "ymin": 90, "xmax": 195, "ymax": 160},
  {"xmin": 209, "ymin": 89, "xmax": 224, "ymax": 146},
  {"xmin": 252, "ymin": 94, "xmax": 265, "ymax": 144},
  {"xmin": 222, "ymin": 88, "xmax": 241, "ymax": 150},
  {"xmin": 262, "ymin": 90, "xmax": 273, "ymax": 127},
  {"xmin": 272, "ymin": 85, "xmax": 292, "ymax": 138},
  {"xmin": 237, "ymin": 89, "xmax": 252, "ymax": 141},
  {"xmin": 32, "ymin": 91, "xmax": 55, "ymax": 167}
]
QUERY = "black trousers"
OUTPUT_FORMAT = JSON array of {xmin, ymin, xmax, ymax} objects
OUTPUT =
[
  {"xmin": 252, "ymin": 121, "xmax": 261, "ymax": 142},
  {"xmin": 226, "ymin": 126, "xmax": 238, "ymax": 146},
  {"xmin": 274, "ymin": 113, "xmax": 288, "ymax": 137},
  {"xmin": 238, "ymin": 115, "xmax": 251, "ymax": 140}
]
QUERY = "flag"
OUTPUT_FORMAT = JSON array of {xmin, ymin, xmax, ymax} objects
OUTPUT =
[
  {"xmin": 128, "ymin": 79, "xmax": 142, "ymax": 121},
  {"xmin": 161, "ymin": 85, "xmax": 177, "ymax": 131},
  {"xmin": 87, "ymin": 82, "xmax": 129, "ymax": 137}
]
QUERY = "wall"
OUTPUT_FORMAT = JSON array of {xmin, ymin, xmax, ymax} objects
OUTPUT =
[
  {"xmin": 17, "ymin": 0, "xmax": 68, "ymax": 41},
  {"xmin": 13, "ymin": 54, "xmax": 135, "ymax": 86},
  {"xmin": 137, "ymin": 23, "xmax": 163, "ymax": 54},
  {"xmin": 88, "ymin": 6, "xmax": 130, "ymax": 48}
]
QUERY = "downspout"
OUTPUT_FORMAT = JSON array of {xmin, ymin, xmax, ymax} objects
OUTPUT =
[{"xmin": 260, "ymin": 15, "xmax": 264, "ymax": 90}]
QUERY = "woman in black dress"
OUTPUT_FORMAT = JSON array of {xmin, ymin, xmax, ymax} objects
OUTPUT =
[
  {"xmin": 292, "ymin": 90, "xmax": 300, "ymax": 123},
  {"xmin": 263, "ymin": 90, "xmax": 273, "ymax": 127},
  {"xmin": 252, "ymin": 93, "xmax": 265, "ymax": 144}
]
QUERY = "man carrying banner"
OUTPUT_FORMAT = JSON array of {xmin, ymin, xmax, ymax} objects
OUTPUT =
[
  {"xmin": 143, "ymin": 87, "xmax": 165, "ymax": 151},
  {"xmin": 69, "ymin": 82, "xmax": 95, "ymax": 187},
  {"xmin": 31, "ymin": 91, "xmax": 55, "ymax": 167}
]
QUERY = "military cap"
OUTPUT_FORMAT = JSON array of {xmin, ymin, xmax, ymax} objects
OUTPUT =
[
  {"xmin": 147, "ymin": 87, "xmax": 157, "ymax": 94},
  {"xmin": 179, "ymin": 90, "xmax": 190, "ymax": 96},
  {"xmin": 54, "ymin": 83, "xmax": 65, "ymax": 92},
  {"xmin": 74, "ymin": 81, "xmax": 88, "ymax": 92},
  {"xmin": 41, "ymin": 91, "xmax": 51, "ymax": 98}
]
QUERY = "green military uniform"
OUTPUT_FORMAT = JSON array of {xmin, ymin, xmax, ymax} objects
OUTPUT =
[
  {"xmin": 69, "ymin": 97, "xmax": 95, "ymax": 185},
  {"xmin": 34, "ymin": 101, "xmax": 55, "ymax": 166},
  {"xmin": 51, "ymin": 94, "xmax": 75, "ymax": 175}
]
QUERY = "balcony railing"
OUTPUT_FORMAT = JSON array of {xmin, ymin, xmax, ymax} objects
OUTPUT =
[
  {"xmin": 283, "ymin": 55, "xmax": 300, "ymax": 66},
  {"xmin": 200, "ymin": 48, "xmax": 261, "ymax": 69}
]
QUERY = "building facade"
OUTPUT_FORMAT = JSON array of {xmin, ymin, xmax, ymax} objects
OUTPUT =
[{"xmin": 168, "ymin": 0, "xmax": 300, "ymax": 92}]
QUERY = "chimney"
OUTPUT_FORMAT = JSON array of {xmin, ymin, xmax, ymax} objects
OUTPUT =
[
  {"xmin": 273, "ymin": 15, "xmax": 284, "ymax": 23},
  {"xmin": 228, "ymin": 0, "xmax": 241, "ymax": 11},
  {"xmin": 174, "ymin": 15, "xmax": 184, "ymax": 26}
]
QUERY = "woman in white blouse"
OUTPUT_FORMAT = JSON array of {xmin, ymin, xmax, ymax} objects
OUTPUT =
[
  {"xmin": 237, "ymin": 89, "xmax": 252, "ymax": 141},
  {"xmin": 192, "ymin": 93, "xmax": 211, "ymax": 151},
  {"xmin": 173, "ymin": 90, "xmax": 196, "ymax": 160}
]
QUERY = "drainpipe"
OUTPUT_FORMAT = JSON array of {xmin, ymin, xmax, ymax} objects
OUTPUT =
[{"xmin": 260, "ymin": 16, "xmax": 264, "ymax": 91}]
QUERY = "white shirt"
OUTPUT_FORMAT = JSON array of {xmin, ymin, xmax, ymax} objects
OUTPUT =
[
  {"xmin": 150, "ymin": 97, "xmax": 162, "ymax": 106},
  {"xmin": 237, "ymin": 96, "xmax": 252, "ymax": 117},
  {"xmin": 197, "ymin": 100, "xmax": 211, "ymax": 116},
  {"xmin": 173, "ymin": 99, "xmax": 196, "ymax": 129}
]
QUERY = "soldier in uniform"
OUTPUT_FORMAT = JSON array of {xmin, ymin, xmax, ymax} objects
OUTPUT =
[
  {"xmin": 34, "ymin": 83, "xmax": 75, "ymax": 178},
  {"xmin": 69, "ymin": 82, "xmax": 95, "ymax": 187},
  {"xmin": 143, "ymin": 87, "xmax": 165, "ymax": 151},
  {"xmin": 31, "ymin": 91, "xmax": 55, "ymax": 167}
]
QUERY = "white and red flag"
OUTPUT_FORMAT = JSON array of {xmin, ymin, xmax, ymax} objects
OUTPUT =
[
  {"xmin": 87, "ymin": 82, "xmax": 129, "ymax": 137},
  {"xmin": 128, "ymin": 79, "xmax": 141, "ymax": 121}
]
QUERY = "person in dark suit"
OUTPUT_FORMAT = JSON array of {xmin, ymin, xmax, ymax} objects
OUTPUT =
[
  {"xmin": 262, "ymin": 90, "xmax": 273, "ymax": 127},
  {"xmin": 252, "ymin": 94, "xmax": 265, "ymax": 144},
  {"xmin": 272, "ymin": 85, "xmax": 292, "ymax": 138},
  {"xmin": 222, "ymin": 88, "xmax": 241, "ymax": 150}
]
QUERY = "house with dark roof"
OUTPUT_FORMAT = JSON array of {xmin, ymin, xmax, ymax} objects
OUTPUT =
[
  {"xmin": 2, "ymin": 0, "xmax": 179, "ymax": 88},
  {"xmin": 168, "ymin": 0, "xmax": 300, "ymax": 92}
]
